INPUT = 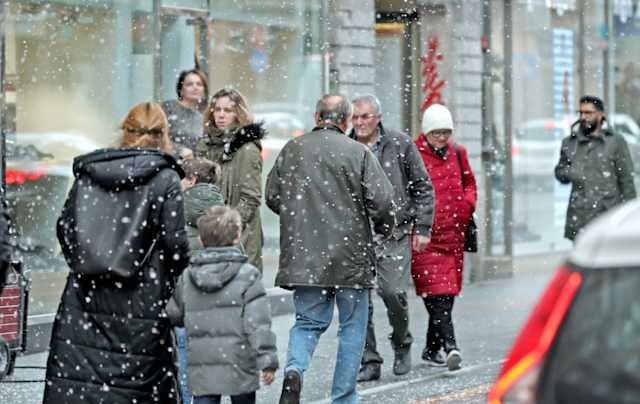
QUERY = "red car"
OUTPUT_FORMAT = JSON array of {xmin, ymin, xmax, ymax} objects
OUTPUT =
[{"xmin": 488, "ymin": 199, "xmax": 640, "ymax": 404}]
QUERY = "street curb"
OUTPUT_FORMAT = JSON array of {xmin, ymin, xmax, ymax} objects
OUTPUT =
[{"xmin": 23, "ymin": 287, "xmax": 295, "ymax": 355}]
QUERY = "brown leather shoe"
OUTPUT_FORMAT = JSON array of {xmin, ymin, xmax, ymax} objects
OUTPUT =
[{"xmin": 279, "ymin": 369, "xmax": 302, "ymax": 404}]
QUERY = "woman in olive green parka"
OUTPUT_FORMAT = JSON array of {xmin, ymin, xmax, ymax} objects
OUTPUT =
[{"xmin": 196, "ymin": 88, "xmax": 265, "ymax": 270}]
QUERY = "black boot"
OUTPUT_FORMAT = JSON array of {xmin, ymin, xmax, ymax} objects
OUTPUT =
[
  {"xmin": 279, "ymin": 369, "xmax": 302, "ymax": 404},
  {"xmin": 357, "ymin": 363, "xmax": 381, "ymax": 382},
  {"xmin": 393, "ymin": 348, "xmax": 412, "ymax": 375},
  {"xmin": 422, "ymin": 348, "xmax": 446, "ymax": 367}
]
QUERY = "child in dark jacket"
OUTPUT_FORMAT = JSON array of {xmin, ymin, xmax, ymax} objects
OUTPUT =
[
  {"xmin": 168, "ymin": 206, "xmax": 278, "ymax": 404},
  {"xmin": 177, "ymin": 157, "xmax": 225, "ymax": 402},
  {"xmin": 181, "ymin": 158, "xmax": 225, "ymax": 252}
]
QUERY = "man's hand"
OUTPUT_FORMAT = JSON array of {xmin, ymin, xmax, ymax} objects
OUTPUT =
[
  {"xmin": 412, "ymin": 234, "xmax": 430, "ymax": 252},
  {"xmin": 262, "ymin": 369, "xmax": 276, "ymax": 385}
]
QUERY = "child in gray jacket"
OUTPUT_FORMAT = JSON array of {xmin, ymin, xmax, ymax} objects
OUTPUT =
[{"xmin": 168, "ymin": 206, "xmax": 278, "ymax": 404}]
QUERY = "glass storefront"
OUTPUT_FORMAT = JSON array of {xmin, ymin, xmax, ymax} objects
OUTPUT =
[
  {"xmin": 1, "ymin": 0, "xmax": 323, "ymax": 316},
  {"xmin": 5, "ymin": 0, "xmax": 640, "ymax": 316},
  {"xmin": 489, "ymin": 1, "xmax": 637, "ymax": 255}
]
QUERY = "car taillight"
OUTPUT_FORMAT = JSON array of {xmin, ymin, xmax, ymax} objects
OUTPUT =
[
  {"xmin": 5, "ymin": 169, "xmax": 47, "ymax": 185},
  {"xmin": 488, "ymin": 267, "xmax": 582, "ymax": 404}
]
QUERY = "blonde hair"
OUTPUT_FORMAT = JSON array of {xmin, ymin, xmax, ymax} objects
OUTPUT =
[
  {"xmin": 119, "ymin": 102, "xmax": 173, "ymax": 154},
  {"xmin": 204, "ymin": 88, "xmax": 253, "ymax": 130},
  {"xmin": 197, "ymin": 206, "xmax": 242, "ymax": 247}
]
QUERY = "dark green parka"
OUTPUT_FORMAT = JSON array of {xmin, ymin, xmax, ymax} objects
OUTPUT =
[
  {"xmin": 554, "ymin": 123, "xmax": 637, "ymax": 240},
  {"xmin": 196, "ymin": 123, "xmax": 265, "ymax": 270}
]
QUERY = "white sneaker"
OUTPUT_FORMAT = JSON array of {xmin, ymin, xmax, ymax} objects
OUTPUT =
[{"xmin": 446, "ymin": 349, "xmax": 462, "ymax": 371}]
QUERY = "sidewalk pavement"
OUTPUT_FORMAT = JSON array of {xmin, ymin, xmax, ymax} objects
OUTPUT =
[
  {"xmin": 2, "ymin": 251, "xmax": 564, "ymax": 403},
  {"xmin": 22, "ymin": 249, "xmax": 569, "ymax": 355}
]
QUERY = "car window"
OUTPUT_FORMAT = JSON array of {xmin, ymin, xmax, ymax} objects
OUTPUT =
[
  {"xmin": 537, "ymin": 267, "xmax": 640, "ymax": 404},
  {"xmin": 520, "ymin": 127, "xmax": 564, "ymax": 141}
]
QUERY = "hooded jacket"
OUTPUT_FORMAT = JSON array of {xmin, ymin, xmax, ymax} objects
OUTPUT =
[
  {"xmin": 167, "ymin": 246, "xmax": 278, "ymax": 396},
  {"xmin": 44, "ymin": 148, "xmax": 189, "ymax": 404},
  {"xmin": 349, "ymin": 123, "xmax": 434, "ymax": 236},
  {"xmin": 555, "ymin": 121, "xmax": 637, "ymax": 240},
  {"xmin": 266, "ymin": 125, "xmax": 396, "ymax": 289},
  {"xmin": 196, "ymin": 123, "xmax": 265, "ymax": 270},
  {"xmin": 184, "ymin": 182, "xmax": 225, "ymax": 252}
]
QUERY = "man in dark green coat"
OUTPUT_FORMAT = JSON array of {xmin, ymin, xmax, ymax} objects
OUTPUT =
[{"xmin": 555, "ymin": 95, "xmax": 637, "ymax": 241}]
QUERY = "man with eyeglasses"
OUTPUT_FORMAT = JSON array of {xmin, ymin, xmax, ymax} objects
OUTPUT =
[
  {"xmin": 555, "ymin": 95, "xmax": 636, "ymax": 241},
  {"xmin": 349, "ymin": 95, "xmax": 434, "ymax": 382}
]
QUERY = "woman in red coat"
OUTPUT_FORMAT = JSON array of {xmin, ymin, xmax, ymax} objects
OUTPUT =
[{"xmin": 412, "ymin": 104, "xmax": 477, "ymax": 371}]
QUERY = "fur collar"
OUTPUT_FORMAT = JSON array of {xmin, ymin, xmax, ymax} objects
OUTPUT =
[{"xmin": 206, "ymin": 122, "xmax": 266, "ymax": 160}]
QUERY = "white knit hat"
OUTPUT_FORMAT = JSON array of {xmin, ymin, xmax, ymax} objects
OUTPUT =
[{"xmin": 421, "ymin": 104, "xmax": 453, "ymax": 135}]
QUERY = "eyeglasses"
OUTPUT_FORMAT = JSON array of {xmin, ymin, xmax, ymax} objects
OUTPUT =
[
  {"xmin": 353, "ymin": 113, "xmax": 379, "ymax": 121},
  {"xmin": 428, "ymin": 130, "xmax": 452, "ymax": 139},
  {"xmin": 577, "ymin": 110, "xmax": 597, "ymax": 116}
]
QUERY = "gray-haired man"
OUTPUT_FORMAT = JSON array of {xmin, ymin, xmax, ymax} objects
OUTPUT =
[
  {"xmin": 350, "ymin": 95, "xmax": 434, "ymax": 381},
  {"xmin": 267, "ymin": 94, "xmax": 396, "ymax": 403}
]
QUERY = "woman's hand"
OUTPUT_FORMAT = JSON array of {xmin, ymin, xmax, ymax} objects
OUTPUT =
[{"xmin": 412, "ymin": 234, "xmax": 431, "ymax": 252}]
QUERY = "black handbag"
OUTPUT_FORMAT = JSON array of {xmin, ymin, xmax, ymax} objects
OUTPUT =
[{"xmin": 453, "ymin": 144, "xmax": 478, "ymax": 253}]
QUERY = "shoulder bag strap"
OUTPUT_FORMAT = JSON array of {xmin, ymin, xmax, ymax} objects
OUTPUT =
[{"xmin": 453, "ymin": 143, "xmax": 466, "ymax": 187}]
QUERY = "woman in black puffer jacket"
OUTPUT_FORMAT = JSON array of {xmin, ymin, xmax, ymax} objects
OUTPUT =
[{"xmin": 43, "ymin": 102, "xmax": 189, "ymax": 404}]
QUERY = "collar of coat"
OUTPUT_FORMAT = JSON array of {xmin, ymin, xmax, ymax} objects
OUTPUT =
[
  {"xmin": 416, "ymin": 134, "xmax": 453, "ymax": 159},
  {"xmin": 312, "ymin": 123, "xmax": 345, "ymax": 134},
  {"xmin": 571, "ymin": 118, "xmax": 615, "ymax": 143},
  {"xmin": 205, "ymin": 122, "xmax": 265, "ymax": 160}
]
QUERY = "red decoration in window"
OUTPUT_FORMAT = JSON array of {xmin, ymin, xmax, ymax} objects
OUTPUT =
[{"xmin": 421, "ymin": 36, "xmax": 446, "ymax": 112}]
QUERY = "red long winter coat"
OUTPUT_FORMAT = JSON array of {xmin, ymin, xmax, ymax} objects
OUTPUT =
[{"xmin": 411, "ymin": 136, "xmax": 477, "ymax": 296}]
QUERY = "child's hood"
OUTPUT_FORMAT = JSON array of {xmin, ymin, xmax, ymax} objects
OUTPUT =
[
  {"xmin": 187, "ymin": 246, "xmax": 248, "ymax": 292},
  {"xmin": 184, "ymin": 183, "xmax": 224, "ymax": 227}
]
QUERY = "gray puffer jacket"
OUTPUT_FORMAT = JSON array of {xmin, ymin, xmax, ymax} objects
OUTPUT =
[{"xmin": 167, "ymin": 246, "xmax": 278, "ymax": 396}]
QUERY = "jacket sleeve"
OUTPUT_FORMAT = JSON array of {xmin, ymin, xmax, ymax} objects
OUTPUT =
[
  {"xmin": 166, "ymin": 275, "xmax": 185, "ymax": 327},
  {"xmin": 615, "ymin": 135, "xmax": 637, "ymax": 202},
  {"xmin": 160, "ymin": 172, "xmax": 190, "ymax": 278},
  {"xmin": 234, "ymin": 144, "xmax": 263, "ymax": 228},
  {"xmin": 362, "ymin": 148, "xmax": 396, "ymax": 238},
  {"xmin": 554, "ymin": 138, "xmax": 573, "ymax": 184},
  {"xmin": 404, "ymin": 142, "xmax": 434, "ymax": 236},
  {"xmin": 265, "ymin": 148, "xmax": 284, "ymax": 215},
  {"xmin": 458, "ymin": 146, "xmax": 478, "ymax": 210},
  {"xmin": 242, "ymin": 268, "xmax": 279, "ymax": 371}
]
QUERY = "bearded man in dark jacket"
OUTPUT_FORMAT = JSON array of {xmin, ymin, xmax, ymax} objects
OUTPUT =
[
  {"xmin": 349, "ymin": 95, "xmax": 434, "ymax": 382},
  {"xmin": 43, "ymin": 103, "xmax": 189, "ymax": 404},
  {"xmin": 267, "ymin": 94, "xmax": 395, "ymax": 404},
  {"xmin": 555, "ymin": 95, "xmax": 637, "ymax": 241}
]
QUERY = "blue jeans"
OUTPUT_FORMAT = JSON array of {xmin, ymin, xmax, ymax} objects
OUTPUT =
[
  {"xmin": 285, "ymin": 287, "xmax": 369, "ymax": 404},
  {"xmin": 176, "ymin": 327, "xmax": 191, "ymax": 404}
]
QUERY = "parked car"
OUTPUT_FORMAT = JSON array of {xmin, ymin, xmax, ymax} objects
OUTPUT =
[
  {"xmin": 512, "ymin": 119, "xmax": 569, "ymax": 184},
  {"xmin": 5, "ymin": 132, "xmax": 102, "ymax": 272},
  {"xmin": 611, "ymin": 113, "xmax": 640, "ymax": 187},
  {"xmin": 488, "ymin": 198, "xmax": 640, "ymax": 404}
]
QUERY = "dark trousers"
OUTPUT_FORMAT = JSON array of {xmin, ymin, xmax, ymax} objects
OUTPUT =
[
  {"xmin": 423, "ymin": 295, "xmax": 457, "ymax": 354},
  {"xmin": 361, "ymin": 235, "xmax": 413, "ymax": 366},
  {"xmin": 192, "ymin": 392, "xmax": 256, "ymax": 404}
]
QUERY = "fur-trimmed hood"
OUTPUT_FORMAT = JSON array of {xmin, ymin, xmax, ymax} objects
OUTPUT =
[{"xmin": 205, "ymin": 122, "xmax": 266, "ymax": 161}]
